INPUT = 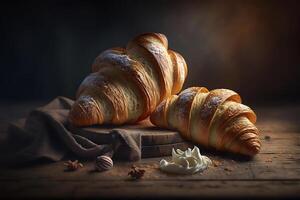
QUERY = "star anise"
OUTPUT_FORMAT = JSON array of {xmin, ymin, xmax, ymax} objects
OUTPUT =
[
  {"xmin": 128, "ymin": 166, "xmax": 145, "ymax": 180},
  {"xmin": 64, "ymin": 160, "xmax": 83, "ymax": 171}
]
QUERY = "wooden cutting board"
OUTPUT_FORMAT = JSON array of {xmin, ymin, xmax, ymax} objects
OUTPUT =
[{"xmin": 68, "ymin": 119, "xmax": 193, "ymax": 158}]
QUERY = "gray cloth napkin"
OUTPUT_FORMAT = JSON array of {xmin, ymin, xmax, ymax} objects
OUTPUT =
[{"xmin": 0, "ymin": 97, "xmax": 141, "ymax": 165}]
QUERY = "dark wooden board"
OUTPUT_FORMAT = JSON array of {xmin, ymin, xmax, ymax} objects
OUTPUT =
[
  {"xmin": 142, "ymin": 142, "xmax": 193, "ymax": 158},
  {"xmin": 68, "ymin": 119, "xmax": 185, "ymax": 145},
  {"xmin": 68, "ymin": 118, "xmax": 193, "ymax": 158}
]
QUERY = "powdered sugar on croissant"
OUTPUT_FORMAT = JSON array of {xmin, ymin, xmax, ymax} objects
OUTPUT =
[
  {"xmin": 150, "ymin": 87, "xmax": 261, "ymax": 156},
  {"xmin": 69, "ymin": 33, "xmax": 187, "ymax": 126}
]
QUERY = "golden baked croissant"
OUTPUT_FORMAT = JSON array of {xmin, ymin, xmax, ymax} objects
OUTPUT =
[
  {"xmin": 150, "ymin": 87, "xmax": 261, "ymax": 156},
  {"xmin": 69, "ymin": 33, "xmax": 187, "ymax": 126}
]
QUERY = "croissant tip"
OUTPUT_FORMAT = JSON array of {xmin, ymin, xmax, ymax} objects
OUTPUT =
[
  {"xmin": 149, "ymin": 110, "xmax": 159, "ymax": 126},
  {"xmin": 69, "ymin": 99, "xmax": 102, "ymax": 126},
  {"xmin": 149, "ymin": 100, "xmax": 169, "ymax": 128},
  {"xmin": 242, "ymin": 142, "xmax": 261, "ymax": 157}
]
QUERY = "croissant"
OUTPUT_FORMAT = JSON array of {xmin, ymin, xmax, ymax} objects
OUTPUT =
[
  {"xmin": 69, "ymin": 33, "xmax": 187, "ymax": 126},
  {"xmin": 150, "ymin": 87, "xmax": 261, "ymax": 156}
]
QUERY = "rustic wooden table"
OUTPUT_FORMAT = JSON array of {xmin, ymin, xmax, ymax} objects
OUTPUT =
[{"xmin": 0, "ymin": 101, "xmax": 299, "ymax": 199}]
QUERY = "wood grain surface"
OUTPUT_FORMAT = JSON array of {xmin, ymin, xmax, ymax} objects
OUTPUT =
[{"xmin": 0, "ymin": 102, "xmax": 299, "ymax": 199}]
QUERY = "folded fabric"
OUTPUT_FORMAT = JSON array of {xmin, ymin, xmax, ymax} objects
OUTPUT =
[{"xmin": 0, "ymin": 97, "xmax": 141, "ymax": 165}]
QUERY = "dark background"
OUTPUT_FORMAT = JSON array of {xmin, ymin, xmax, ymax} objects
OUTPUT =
[{"xmin": 1, "ymin": 0, "xmax": 299, "ymax": 105}]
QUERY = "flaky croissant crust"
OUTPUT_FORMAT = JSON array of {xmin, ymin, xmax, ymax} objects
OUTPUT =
[
  {"xmin": 150, "ymin": 87, "xmax": 261, "ymax": 156},
  {"xmin": 69, "ymin": 33, "xmax": 187, "ymax": 126}
]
